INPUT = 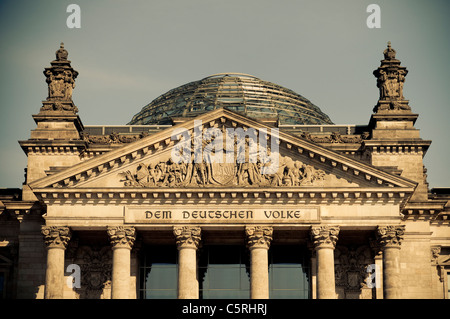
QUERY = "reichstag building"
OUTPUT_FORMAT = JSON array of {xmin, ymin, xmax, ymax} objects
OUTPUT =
[{"xmin": 0, "ymin": 42, "xmax": 449, "ymax": 299}]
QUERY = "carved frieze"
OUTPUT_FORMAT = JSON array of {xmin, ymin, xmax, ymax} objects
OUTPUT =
[
  {"xmin": 81, "ymin": 131, "xmax": 149, "ymax": 144},
  {"xmin": 41, "ymin": 226, "xmax": 72, "ymax": 249},
  {"xmin": 107, "ymin": 226, "xmax": 136, "ymax": 249},
  {"xmin": 299, "ymin": 131, "xmax": 370, "ymax": 144},
  {"xmin": 118, "ymin": 130, "xmax": 332, "ymax": 189},
  {"xmin": 120, "ymin": 157, "xmax": 327, "ymax": 188},
  {"xmin": 376, "ymin": 225, "xmax": 405, "ymax": 249},
  {"xmin": 245, "ymin": 226, "xmax": 273, "ymax": 249},
  {"xmin": 310, "ymin": 225, "xmax": 340, "ymax": 249},
  {"xmin": 173, "ymin": 226, "xmax": 201, "ymax": 249}
]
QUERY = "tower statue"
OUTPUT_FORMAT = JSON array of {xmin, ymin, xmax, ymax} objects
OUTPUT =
[
  {"xmin": 41, "ymin": 43, "xmax": 79, "ymax": 113},
  {"xmin": 373, "ymin": 42, "xmax": 410, "ymax": 113}
]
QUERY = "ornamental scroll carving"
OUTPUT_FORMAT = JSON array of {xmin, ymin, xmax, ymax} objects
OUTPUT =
[
  {"xmin": 81, "ymin": 131, "xmax": 149, "ymax": 144},
  {"xmin": 173, "ymin": 226, "xmax": 201, "ymax": 249},
  {"xmin": 376, "ymin": 225, "xmax": 405, "ymax": 249},
  {"xmin": 107, "ymin": 226, "xmax": 136, "ymax": 249},
  {"xmin": 310, "ymin": 226, "xmax": 340, "ymax": 249},
  {"xmin": 41, "ymin": 226, "xmax": 71, "ymax": 249},
  {"xmin": 245, "ymin": 226, "xmax": 273, "ymax": 249},
  {"xmin": 299, "ymin": 131, "xmax": 370, "ymax": 144}
]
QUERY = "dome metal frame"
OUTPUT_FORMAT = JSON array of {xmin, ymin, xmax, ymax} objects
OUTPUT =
[{"xmin": 128, "ymin": 73, "xmax": 333, "ymax": 126}]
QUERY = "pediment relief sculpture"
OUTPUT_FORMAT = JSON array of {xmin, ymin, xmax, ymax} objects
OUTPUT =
[{"xmin": 118, "ymin": 132, "xmax": 355, "ymax": 188}]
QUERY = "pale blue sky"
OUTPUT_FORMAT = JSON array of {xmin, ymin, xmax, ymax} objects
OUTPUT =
[{"xmin": 0, "ymin": 0, "xmax": 449, "ymax": 188}]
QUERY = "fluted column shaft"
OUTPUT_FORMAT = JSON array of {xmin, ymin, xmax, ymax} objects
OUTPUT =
[
  {"xmin": 41, "ymin": 226, "xmax": 71, "ymax": 299},
  {"xmin": 108, "ymin": 226, "xmax": 136, "ymax": 299},
  {"xmin": 310, "ymin": 226, "xmax": 340, "ymax": 299},
  {"xmin": 174, "ymin": 226, "xmax": 201, "ymax": 299},
  {"xmin": 376, "ymin": 225, "xmax": 405, "ymax": 299},
  {"xmin": 246, "ymin": 226, "xmax": 273, "ymax": 299}
]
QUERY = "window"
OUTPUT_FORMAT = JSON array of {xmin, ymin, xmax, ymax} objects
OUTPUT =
[
  {"xmin": 269, "ymin": 245, "xmax": 310, "ymax": 299},
  {"xmin": 140, "ymin": 245, "xmax": 178, "ymax": 299},
  {"xmin": 199, "ymin": 245, "xmax": 250, "ymax": 299}
]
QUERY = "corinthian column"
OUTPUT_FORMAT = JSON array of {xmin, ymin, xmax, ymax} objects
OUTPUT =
[
  {"xmin": 246, "ymin": 226, "xmax": 273, "ymax": 299},
  {"xmin": 173, "ymin": 226, "xmax": 201, "ymax": 299},
  {"xmin": 376, "ymin": 225, "xmax": 405, "ymax": 299},
  {"xmin": 310, "ymin": 225, "xmax": 339, "ymax": 299},
  {"xmin": 41, "ymin": 226, "xmax": 71, "ymax": 299},
  {"xmin": 107, "ymin": 226, "xmax": 136, "ymax": 299}
]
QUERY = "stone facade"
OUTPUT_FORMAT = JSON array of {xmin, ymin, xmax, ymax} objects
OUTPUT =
[{"xmin": 0, "ymin": 42, "xmax": 449, "ymax": 299}]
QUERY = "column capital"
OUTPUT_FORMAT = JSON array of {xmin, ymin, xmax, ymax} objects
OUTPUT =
[
  {"xmin": 245, "ymin": 226, "xmax": 273, "ymax": 249},
  {"xmin": 107, "ymin": 226, "xmax": 136, "ymax": 249},
  {"xmin": 376, "ymin": 225, "xmax": 405, "ymax": 249},
  {"xmin": 173, "ymin": 226, "xmax": 201, "ymax": 249},
  {"xmin": 310, "ymin": 225, "xmax": 340, "ymax": 249},
  {"xmin": 41, "ymin": 226, "xmax": 71, "ymax": 249}
]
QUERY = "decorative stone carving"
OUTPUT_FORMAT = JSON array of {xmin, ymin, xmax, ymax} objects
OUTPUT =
[
  {"xmin": 173, "ymin": 226, "xmax": 201, "ymax": 249},
  {"xmin": 81, "ymin": 131, "xmax": 149, "ymax": 144},
  {"xmin": 245, "ymin": 226, "xmax": 273, "ymax": 249},
  {"xmin": 334, "ymin": 246, "xmax": 373, "ymax": 295},
  {"xmin": 55, "ymin": 43, "xmax": 69, "ymax": 61},
  {"xmin": 310, "ymin": 226, "xmax": 340, "ymax": 249},
  {"xmin": 40, "ymin": 43, "xmax": 79, "ymax": 113},
  {"xmin": 299, "ymin": 131, "xmax": 370, "ymax": 144},
  {"xmin": 373, "ymin": 42, "xmax": 411, "ymax": 113},
  {"xmin": 376, "ymin": 225, "xmax": 405, "ymax": 249},
  {"xmin": 41, "ymin": 226, "xmax": 71, "ymax": 249},
  {"xmin": 431, "ymin": 246, "xmax": 441, "ymax": 263},
  {"xmin": 119, "ymin": 152, "xmax": 327, "ymax": 188},
  {"xmin": 76, "ymin": 245, "xmax": 112, "ymax": 298},
  {"xmin": 107, "ymin": 226, "xmax": 136, "ymax": 249}
]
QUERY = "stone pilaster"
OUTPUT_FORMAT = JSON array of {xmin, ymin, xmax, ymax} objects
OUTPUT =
[
  {"xmin": 310, "ymin": 225, "xmax": 340, "ymax": 299},
  {"xmin": 41, "ymin": 226, "xmax": 71, "ymax": 299},
  {"xmin": 173, "ymin": 226, "xmax": 201, "ymax": 299},
  {"xmin": 376, "ymin": 225, "xmax": 405, "ymax": 299},
  {"xmin": 246, "ymin": 226, "xmax": 273, "ymax": 299},
  {"xmin": 107, "ymin": 226, "xmax": 135, "ymax": 299}
]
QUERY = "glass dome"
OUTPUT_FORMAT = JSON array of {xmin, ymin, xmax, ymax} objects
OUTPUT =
[{"xmin": 128, "ymin": 73, "xmax": 333, "ymax": 125}]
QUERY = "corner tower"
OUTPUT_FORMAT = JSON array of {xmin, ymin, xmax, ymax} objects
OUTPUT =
[
  {"xmin": 364, "ymin": 42, "xmax": 431, "ymax": 201},
  {"xmin": 19, "ymin": 43, "xmax": 85, "ymax": 196}
]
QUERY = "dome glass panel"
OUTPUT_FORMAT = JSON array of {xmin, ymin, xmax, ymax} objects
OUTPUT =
[{"xmin": 128, "ymin": 73, "xmax": 333, "ymax": 125}]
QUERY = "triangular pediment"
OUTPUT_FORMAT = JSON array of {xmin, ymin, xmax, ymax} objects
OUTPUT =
[{"xmin": 29, "ymin": 108, "xmax": 416, "ymax": 200}]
